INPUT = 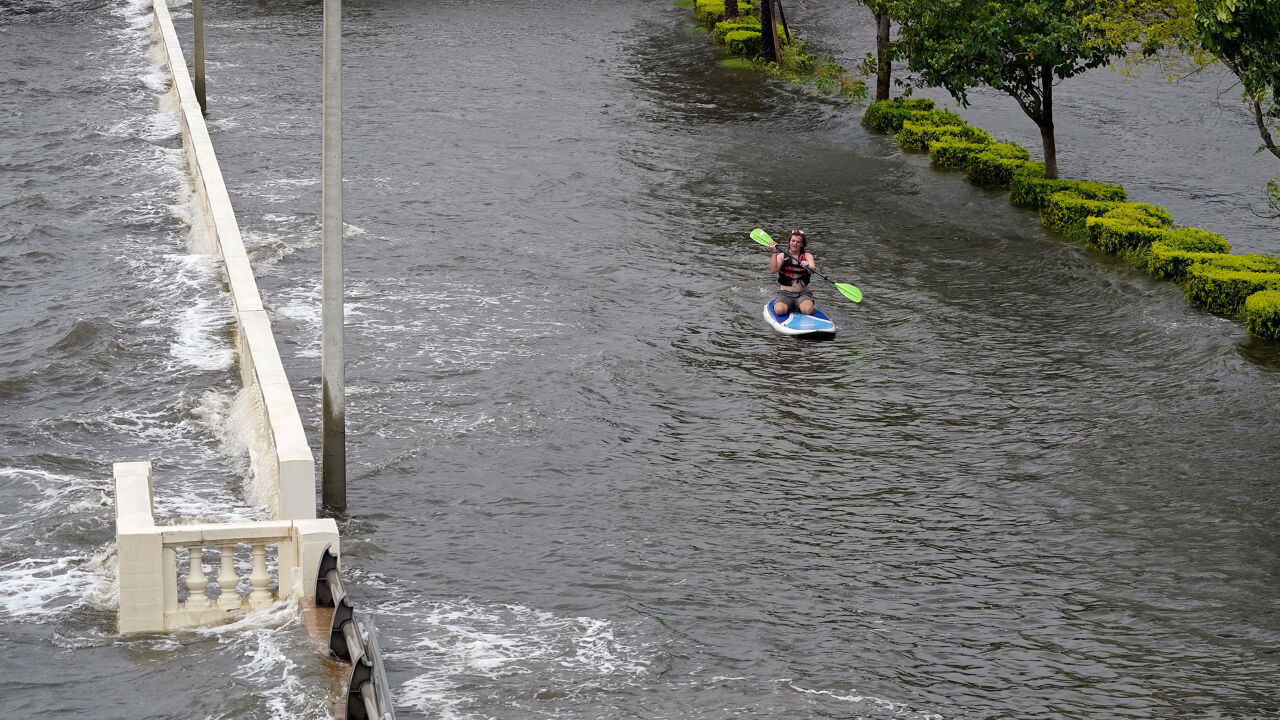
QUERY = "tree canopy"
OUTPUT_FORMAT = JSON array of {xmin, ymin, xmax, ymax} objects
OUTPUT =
[{"xmin": 888, "ymin": 0, "xmax": 1133, "ymax": 178}]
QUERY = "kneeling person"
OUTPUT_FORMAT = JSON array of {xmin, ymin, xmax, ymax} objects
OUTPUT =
[{"xmin": 768, "ymin": 229, "xmax": 816, "ymax": 316}]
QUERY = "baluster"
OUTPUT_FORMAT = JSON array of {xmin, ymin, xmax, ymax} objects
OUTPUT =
[
  {"xmin": 217, "ymin": 543, "xmax": 241, "ymax": 611},
  {"xmin": 163, "ymin": 546, "xmax": 179, "ymax": 615},
  {"xmin": 248, "ymin": 541, "xmax": 272, "ymax": 607},
  {"xmin": 186, "ymin": 545, "xmax": 210, "ymax": 610}
]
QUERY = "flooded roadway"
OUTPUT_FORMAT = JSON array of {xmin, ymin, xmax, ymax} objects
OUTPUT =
[{"xmin": 1, "ymin": 1, "xmax": 1277, "ymax": 718}]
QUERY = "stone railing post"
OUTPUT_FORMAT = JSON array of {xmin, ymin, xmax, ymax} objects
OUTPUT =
[{"xmin": 115, "ymin": 461, "xmax": 166, "ymax": 633}]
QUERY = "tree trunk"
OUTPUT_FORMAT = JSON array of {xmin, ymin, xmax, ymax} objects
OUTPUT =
[
  {"xmin": 1039, "ymin": 64, "xmax": 1058, "ymax": 179},
  {"xmin": 1253, "ymin": 100, "xmax": 1280, "ymax": 160},
  {"xmin": 758, "ymin": 0, "xmax": 781, "ymax": 63},
  {"xmin": 724, "ymin": 0, "xmax": 738, "ymax": 20},
  {"xmin": 875, "ymin": 11, "xmax": 891, "ymax": 101}
]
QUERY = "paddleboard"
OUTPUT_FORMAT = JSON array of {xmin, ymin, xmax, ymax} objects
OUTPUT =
[{"xmin": 762, "ymin": 302, "xmax": 836, "ymax": 337}]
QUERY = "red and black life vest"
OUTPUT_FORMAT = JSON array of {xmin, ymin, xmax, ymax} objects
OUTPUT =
[{"xmin": 778, "ymin": 254, "xmax": 811, "ymax": 286}]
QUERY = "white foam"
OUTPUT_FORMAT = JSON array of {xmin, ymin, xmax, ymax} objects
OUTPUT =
[
  {"xmin": 225, "ymin": 609, "xmax": 335, "ymax": 720},
  {"xmin": 0, "ymin": 468, "xmax": 112, "ymax": 541},
  {"xmin": 0, "ymin": 556, "xmax": 100, "ymax": 620},
  {"xmin": 785, "ymin": 681, "xmax": 944, "ymax": 720},
  {"xmin": 164, "ymin": 254, "xmax": 234, "ymax": 370},
  {"xmin": 391, "ymin": 598, "xmax": 651, "ymax": 716}
]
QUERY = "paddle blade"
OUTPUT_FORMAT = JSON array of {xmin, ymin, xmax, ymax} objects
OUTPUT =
[
  {"xmin": 835, "ymin": 283, "xmax": 862, "ymax": 303},
  {"xmin": 750, "ymin": 228, "xmax": 774, "ymax": 246}
]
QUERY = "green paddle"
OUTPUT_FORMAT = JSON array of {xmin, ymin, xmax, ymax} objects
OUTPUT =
[{"xmin": 750, "ymin": 228, "xmax": 863, "ymax": 303}]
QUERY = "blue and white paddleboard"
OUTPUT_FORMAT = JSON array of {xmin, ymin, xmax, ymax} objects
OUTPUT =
[{"xmin": 762, "ymin": 302, "xmax": 837, "ymax": 337}]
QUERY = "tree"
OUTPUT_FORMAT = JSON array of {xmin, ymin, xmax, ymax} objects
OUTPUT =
[
  {"xmin": 866, "ymin": 1, "xmax": 893, "ymax": 101},
  {"xmin": 888, "ymin": 0, "xmax": 1130, "ymax": 179},
  {"xmin": 723, "ymin": 0, "xmax": 740, "ymax": 20},
  {"xmin": 758, "ymin": 0, "xmax": 782, "ymax": 63},
  {"xmin": 1195, "ymin": 0, "xmax": 1280, "ymax": 212}
]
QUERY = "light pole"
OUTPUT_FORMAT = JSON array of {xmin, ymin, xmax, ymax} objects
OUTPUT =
[
  {"xmin": 321, "ymin": 0, "xmax": 345, "ymax": 512},
  {"xmin": 193, "ymin": 0, "xmax": 206, "ymax": 112}
]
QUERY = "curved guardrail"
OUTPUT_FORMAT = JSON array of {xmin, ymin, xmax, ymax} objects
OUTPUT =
[{"xmin": 316, "ymin": 546, "xmax": 396, "ymax": 720}]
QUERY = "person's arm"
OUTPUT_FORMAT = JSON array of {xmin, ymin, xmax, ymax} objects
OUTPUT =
[
  {"xmin": 801, "ymin": 252, "xmax": 816, "ymax": 271},
  {"xmin": 769, "ymin": 245, "xmax": 784, "ymax": 273}
]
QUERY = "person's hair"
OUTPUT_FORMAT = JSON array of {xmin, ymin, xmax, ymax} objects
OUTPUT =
[{"xmin": 789, "ymin": 229, "xmax": 807, "ymax": 252}]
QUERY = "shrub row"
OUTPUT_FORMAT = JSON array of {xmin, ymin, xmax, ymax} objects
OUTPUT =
[
  {"xmin": 695, "ymin": 0, "xmax": 753, "ymax": 28},
  {"xmin": 863, "ymin": 97, "xmax": 1280, "ymax": 340},
  {"xmin": 697, "ymin": 1, "xmax": 864, "ymax": 97}
]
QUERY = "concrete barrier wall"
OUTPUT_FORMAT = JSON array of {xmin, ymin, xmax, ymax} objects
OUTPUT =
[{"xmin": 151, "ymin": 0, "xmax": 314, "ymax": 520}]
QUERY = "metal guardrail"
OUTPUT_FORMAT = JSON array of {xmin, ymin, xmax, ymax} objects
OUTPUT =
[{"xmin": 315, "ymin": 546, "xmax": 395, "ymax": 720}]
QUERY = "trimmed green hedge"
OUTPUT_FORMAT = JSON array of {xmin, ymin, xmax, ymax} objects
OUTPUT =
[
  {"xmin": 1010, "ymin": 175, "xmax": 1127, "ymax": 210},
  {"xmin": 964, "ymin": 154, "xmax": 1043, "ymax": 188},
  {"xmin": 862, "ymin": 98, "xmax": 958, "ymax": 133},
  {"xmin": 929, "ymin": 140, "xmax": 991, "ymax": 169},
  {"xmin": 724, "ymin": 29, "xmax": 761, "ymax": 56},
  {"xmin": 696, "ymin": 0, "xmax": 754, "ymax": 27},
  {"xmin": 1043, "ymin": 193, "xmax": 1171, "ymax": 241},
  {"xmin": 1085, "ymin": 216, "xmax": 1172, "ymax": 254},
  {"xmin": 898, "ymin": 120, "xmax": 993, "ymax": 153},
  {"xmin": 1082, "ymin": 203, "xmax": 1181, "ymax": 254},
  {"xmin": 858, "ymin": 96, "xmax": 1280, "ymax": 342},
  {"xmin": 1245, "ymin": 289, "xmax": 1280, "ymax": 339},
  {"xmin": 1161, "ymin": 227, "xmax": 1231, "ymax": 254},
  {"xmin": 1148, "ymin": 242, "xmax": 1229, "ymax": 281},
  {"xmin": 713, "ymin": 16, "xmax": 761, "ymax": 43},
  {"xmin": 1182, "ymin": 261, "xmax": 1280, "ymax": 316}
]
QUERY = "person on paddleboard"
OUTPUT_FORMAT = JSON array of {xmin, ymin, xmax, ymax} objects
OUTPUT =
[{"xmin": 767, "ymin": 229, "xmax": 817, "ymax": 316}]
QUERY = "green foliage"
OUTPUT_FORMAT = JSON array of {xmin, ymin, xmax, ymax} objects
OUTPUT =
[
  {"xmin": 1194, "ymin": 0, "xmax": 1280, "ymax": 224},
  {"xmin": 861, "ymin": 98, "xmax": 939, "ymax": 132},
  {"xmin": 897, "ymin": 120, "xmax": 993, "ymax": 153},
  {"xmin": 695, "ymin": 0, "xmax": 754, "ymax": 28},
  {"xmin": 887, "ymin": 0, "xmax": 1133, "ymax": 179},
  {"xmin": 1042, "ymin": 193, "xmax": 1121, "ymax": 238},
  {"xmin": 963, "ymin": 154, "xmax": 1043, "ymax": 189},
  {"xmin": 929, "ymin": 140, "xmax": 991, "ymax": 168},
  {"xmin": 1162, "ymin": 226, "xmax": 1232, "ymax": 253},
  {"xmin": 1148, "ymin": 242, "xmax": 1230, "ymax": 281},
  {"xmin": 1194, "ymin": 0, "xmax": 1280, "ymax": 105},
  {"xmin": 1085, "ymin": 216, "xmax": 1172, "ymax": 254},
  {"xmin": 1244, "ymin": 289, "xmax": 1280, "ymax": 339},
  {"xmin": 698, "ymin": 3, "xmax": 865, "ymax": 100},
  {"xmin": 713, "ymin": 17, "xmax": 761, "ymax": 44},
  {"xmin": 1010, "ymin": 175, "xmax": 1127, "ymax": 210},
  {"xmin": 724, "ymin": 29, "xmax": 762, "ymax": 56},
  {"xmin": 1182, "ymin": 261, "xmax": 1280, "ymax": 316},
  {"xmin": 1197, "ymin": 252, "xmax": 1280, "ymax": 273},
  {"xmin": 1042, "ymin": 193, "xmax": 1170, "ymax": 240}
]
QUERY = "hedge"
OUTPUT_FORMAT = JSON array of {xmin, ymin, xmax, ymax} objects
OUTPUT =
[
  {"xmin": 696, "ymin": 0, "xmax": 754, "ymax": 27},
  {"xmin": 713, "ymin": 17, "xmax": 761, "ymax": 43},
  {"xmin": 1010, "ymin": 175, "xmax": 1127, "ymax": 210},
  {"xmin": 1085, "ymin": 216, "xmax": 1173, "ymax": 255},
  {"xmin": 1148, "ymin": 242, "xmax": 1230, "ymax": 281},
  {"xmin": 898, "ymin": 120, "xmax": 993, "ymax": 153},
  {"xmin": 1182, "ymin": 262, "xmax": 1280, "ymax": 316},
  {"xmin": 929, "ymin": 140, "xmax": 991, "ymax": 169},
  {"xmin": 964, "ymin": 154, "xmax": 1043, "ymax": 188},
  {"xmin": 1043, "ymin": 193, "xmax": 1171, "ymax": 241},
  {"xmin": 1244, "ymin": 289, "xmax": 1280, "ymax": 339},
  {"xmin": 1161, "ymin": 227, "xmax": 1231, "ymax": 254},
  {"xmin": 724, "ymin": 29, "xmax": 761, "ymax": 56},
  {"xmin": 858, "ymin": 95, "xmax": 1280, "ymax": 341},
  {"xmin": 862, "ymin": 98, "xmax": 959, "ymax": 133},
  {"xmin": 1082, "ymin": 202, "xmax": 1185, "ymax": 254}
]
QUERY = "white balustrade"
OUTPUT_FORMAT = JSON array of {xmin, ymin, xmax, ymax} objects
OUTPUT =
[
  {"xmin": 115, "ymin": 462, "xmax": 340, "ymax": 633},
  {"xmin": 171, "ymin": 540, "xmax": 281, "ymax": 616},
  {"xmin": 164, "ymin": 533, "xmax": 287, "ymax": 628}
]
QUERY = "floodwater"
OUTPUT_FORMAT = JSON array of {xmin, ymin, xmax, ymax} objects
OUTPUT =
[{"xmin": 1, "ymin": 0, "xmax": 1277, "ymax": 718}]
